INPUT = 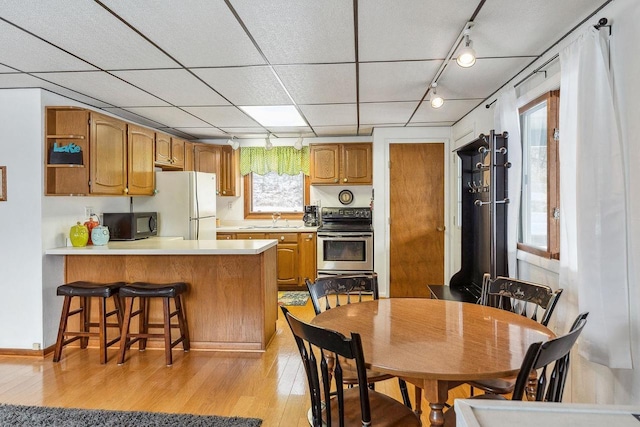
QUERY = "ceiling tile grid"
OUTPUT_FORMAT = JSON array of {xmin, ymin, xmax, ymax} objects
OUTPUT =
[{"xmin": 0, "ymin": 0, "xmax": 614, "ymax": 139}]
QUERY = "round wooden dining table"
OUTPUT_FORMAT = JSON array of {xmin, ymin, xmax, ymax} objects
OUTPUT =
[{"xmin": 311, "ymin": 298, "xmax": 554, "ymax": 427}]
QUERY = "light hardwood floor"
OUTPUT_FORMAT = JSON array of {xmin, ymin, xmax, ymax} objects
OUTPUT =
[{"xmin": 0, "ymin": 299, "xmax": 470, "ymax": 426}]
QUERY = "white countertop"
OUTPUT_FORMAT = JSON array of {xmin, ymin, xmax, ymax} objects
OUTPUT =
[{"xmin": 45, "ymin": 237, "xmax": 278, "ymax": 255}]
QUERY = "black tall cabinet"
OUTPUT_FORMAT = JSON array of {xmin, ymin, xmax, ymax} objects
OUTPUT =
[{"xmin": 450, "ymin": 131, "xmax": 509, "ymax": 299}]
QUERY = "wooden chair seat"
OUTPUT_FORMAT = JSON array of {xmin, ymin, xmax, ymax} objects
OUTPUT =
[{"xmin": 319, "ymin": 388, "xmax": 421, "ymax": 427}]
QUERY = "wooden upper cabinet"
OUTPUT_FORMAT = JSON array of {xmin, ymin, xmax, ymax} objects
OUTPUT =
[
  {"xmin": 183, "ymin": 141, "xmax": 194, "ymax": 171},
  {"xmin": 89, "ymin": 112, "xmax": 127, "ymax": 195},
  {"xmin": 127, "ymin": 124, "xmax": 155, "ymax": 196},
  {"xmin": 194, "ymin": 143, "xmax": 226, "ymax": 194},
  {"xmin": 155, "ymin": 134, "xmax": 185, "ymax": 170},
  {"xmin": 220, "ymin": 145, "xmax": 237, "ymax": 196},
  {"xmin": 155, "ymin": 132, "xmax": 171, "ymax": 165},
  {"xmin": 171, "ymin": 138, "xmax": 185, "ymax": 169},
  {"xmin": 310, "ymin": 144, "xmax": 340, "ymax": 184},
  {"xmin": 45, "ymin": 107, "xmax": 90, "ymax": 196},
  {"xmin": 342, "ymin": 143, "xmax": 373, "ymax": 184},
  {"xmin": 310, "ymin": 143, "xmax": 372, "ymax": 185}
]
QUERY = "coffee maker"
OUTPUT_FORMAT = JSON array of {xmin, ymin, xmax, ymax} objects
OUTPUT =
[{"xmin": 303, "ymin": 205, "xmax": 319, "ymax": 226}]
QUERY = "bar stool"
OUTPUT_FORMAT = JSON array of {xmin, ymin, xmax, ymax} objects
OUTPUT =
[
  {"xmin": 53, "ymin": 281, "xmax": 125, "ymax": 364},
  {"xmin": 117, "ymin": 282, "xmax": 190, "ymax": 366}
]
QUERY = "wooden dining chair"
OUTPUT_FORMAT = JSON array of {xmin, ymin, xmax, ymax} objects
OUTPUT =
[
  {"xmin": 445, "ymin": 312, "xmax": 589, "ymax": 426},
  {"xmin": 467, "ymin": 273, "xmax": 564, "ymax": 396},
  {"xmin": 306, "ymin": 274, "xmax": 412, "ymax": 409},
  {"xmin": 281, "ymin": 306, "xmax": 421, "ymax": 427}
]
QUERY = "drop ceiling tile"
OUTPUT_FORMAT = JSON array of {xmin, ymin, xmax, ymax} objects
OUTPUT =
[
  {"xmin": 360, "ymin": 102, "xmax": 417, "ymax": 125},
  {"xmin": 100, "ymin": 0, "xmax": 265, "ymax": 67},
  {"xmin": 32, "ymin": 71, "xmax": 169, "ymax": 107},
  {"xmin": 274, "ymin": 64, "xmax": 356, "ymax": 104},
  {"xmin": 191, "ymin": 66, "xmax": 292, "ymax": 106},
  {"xmin": 157, "ymin": 128, "xmax": 199, "ymax": 140},
  {"xmin": 359, "ymin": 61, "xmax": 440, "ymax": 102},
  {"xmin": 299, "ymin": 104, "xmax": 357, "ymax": 126},
  {"xmin": 102, "ymin": 107, "xmax": 167, "ymax": 129},
  {"xmin": 358, "ymin": 0, "xmax": 476, "ymax": 61},
  {"xmin": 111, "ymin": 69, "xmax": 229, "ymax": 107},
  {"xmin": 124, "ymin": 107, "xmax": 211, "ymax": 127},
  {"xmin": 229, "ymin": 0, "xmax": 354, "ymax": 64},
  {"xmin": 473, "ymin": 0, "xmax": 607, "ymax": 57},
  {"xmin": 183, "ymin": 106, "xmax": 262, "ymax": 128},
  {"xmin": 0, "ymin": 64, "xmax": 19, "ymax": 72},
  {"xmin": 436, "ymin": 57, "xmax": 533, "ymax": 99},
  {"xmin": 173, "ymin": 127, "xmax": 228, "ymax": 139},
  {"xmin": 0, "ymin": 72, "xmax": 49, "ymax": 88},
  {"xmin": 0, "ymin": 20, "xmax": 97, "ymax": 72},
  {"xmin": 41, "ymin": 86, "xmax": 113, "ymax": 108},
  {"xmin": 313, "ymin": 126, "xmax": 360, "ymax": 136},
  {"xmin": 407, "ymin": 121, "xmax": 456, "ymax": 127},
  {"xmin": 412, "ymin": 99, "xmax": 483, "ymax": 124},
  {"xmin": 0, "ymin": 0, "xmax": 177, "ymax": 70}
]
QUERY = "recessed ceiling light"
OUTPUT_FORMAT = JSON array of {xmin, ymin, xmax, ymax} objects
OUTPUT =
[{"xmin": 239, "ymin": 105, "xmax": 306, "ymax": 127}]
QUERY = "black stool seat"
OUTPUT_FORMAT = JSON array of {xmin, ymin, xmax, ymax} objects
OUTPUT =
[
  {"xmin": 119, "ymin": 282, "xmax": 187, "ymax": 298},
  {"xmin": 57, "ymin": 281, "xmax": 125, "ymax": 298}
]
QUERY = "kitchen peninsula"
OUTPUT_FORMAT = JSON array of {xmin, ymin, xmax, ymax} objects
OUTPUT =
[{"xmin": 46, "ymin": 238, "xmax": 278, "ymax": 352}]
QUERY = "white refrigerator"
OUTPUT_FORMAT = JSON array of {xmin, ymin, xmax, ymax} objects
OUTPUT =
[{"xmin": 134, "ymin": 171, "xmax": 217, "ymax": 240}]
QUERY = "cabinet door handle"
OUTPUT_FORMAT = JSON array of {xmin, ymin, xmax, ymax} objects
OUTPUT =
[
  {"xmin": 124, "ymin": 187, "xmax": 129, "ymax": 194},
  {"xmin": 343, "ymin": 178, "xmax": 348, "ymax": 182},
  {"xmin": 334, "ymin": 178, "xmax": 338, "ymax": 183},
  {"xmin": 436, "ymin": 226, "xmax": 446, "ymax": 232},
  {"xmin": 280, "ymin": 236, "xmax": 285, "ymax": 241}
]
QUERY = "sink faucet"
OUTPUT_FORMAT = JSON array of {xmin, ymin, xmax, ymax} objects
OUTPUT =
[{"xmin": 272, "ymin": 212, "xmax": 281, "ymax": 227}]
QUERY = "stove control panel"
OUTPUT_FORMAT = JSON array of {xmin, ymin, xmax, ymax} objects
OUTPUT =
[{"xmin": 321, "ymin": 207, "xmax": 372, "ymax": 220}]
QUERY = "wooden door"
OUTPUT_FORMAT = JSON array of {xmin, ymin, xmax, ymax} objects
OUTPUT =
[
  {"xmin": 342, "ymin": 143, "xmax": 372, "ymax": 184},
  {"xmin": 127, "ymin": 124, "xmax": 155, "ymax": 195},
  {"xmin": 155, "ymin": 132, "xmax": 171, "ymax": 165},
  {"xmin": 389, "ymin": 143, "xmax": 445, "ymax": 297},
  {"xmin": 220, "ymin": 145, "xmax": 236, "ymax": 196},
  {"xmin": 298, "ymin": 232, "xmax": 317, "ymax": 286},
  {"xmin": 90, "ymin": 113, "xmax": 127, "ymax": 195},
  {"xmin": 170, "ymin": 138, "xmax": 185, "ymax": 169},
  {"xmin": 183, "ymin": 142, "xmax": 194, "ymax": 171},
  {"xmin": 309, "ymin": 144, "xmax": 340, "ymax": 184}
]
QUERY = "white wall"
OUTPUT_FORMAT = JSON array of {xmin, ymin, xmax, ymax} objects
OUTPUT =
[{"xmin": 451, "ymin": 0, "xmax": 640, "ymax": 405}]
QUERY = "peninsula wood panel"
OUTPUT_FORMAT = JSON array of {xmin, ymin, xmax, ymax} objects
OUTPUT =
[{"xmin": 63, "ymin": 248, "xmax": 277, "ymax": 351}]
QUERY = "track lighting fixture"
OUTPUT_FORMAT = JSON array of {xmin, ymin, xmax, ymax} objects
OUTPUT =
[
  {"xmin": 227, "ymin": 136, "xmax": 239, "ymax": 150},
  {"xmin": 456, "ymin": 23, "xmax": 476, "ymax": 68},
  {"xmin": 294, "ymin": 135, "xmax": 303, "ymax": 150},
  {"xmin": 265, "ymin": 134, "xmax": 273, "ymax": 150},
  {"xmin": 430, "ymin": 83, "xmax": 444, "ymax": 109}
]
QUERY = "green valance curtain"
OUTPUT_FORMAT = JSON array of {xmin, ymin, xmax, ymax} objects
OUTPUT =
[{"xmin": 240, "ymin": 146, "xmax": 310, "ymax": 176}]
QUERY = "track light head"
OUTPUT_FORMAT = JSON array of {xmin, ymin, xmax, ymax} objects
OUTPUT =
[
  {"xmin": 430, "ymin": 83, "xmax": 444, "ymax": 109},
  {"xmin": 456, "ymin": 25, "xmax": 477, "ymax": 68}
]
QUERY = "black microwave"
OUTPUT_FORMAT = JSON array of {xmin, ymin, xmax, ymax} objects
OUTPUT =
[{"xmin": 102, "ymin": 212, "xmax": 158, "ymax": 240}]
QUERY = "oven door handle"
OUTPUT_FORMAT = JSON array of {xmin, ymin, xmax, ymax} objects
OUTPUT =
[{"xmin": 318, "ymin": 234, "xmax": 372, "ymax": 239}]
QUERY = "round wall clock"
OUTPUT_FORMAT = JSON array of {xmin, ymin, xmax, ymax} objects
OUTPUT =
[{"xmin": 338, "ymin": 189, "xmax": 354, "ymax": 205}]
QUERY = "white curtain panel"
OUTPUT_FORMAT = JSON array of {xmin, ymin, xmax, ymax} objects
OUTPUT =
[
  {"xmin": 493, "ymin": 88, "xmax": 521, "ymax": 277},
  {"xmin": 559, "ymin": 27, "xmax": 632, "ymax": 368}
]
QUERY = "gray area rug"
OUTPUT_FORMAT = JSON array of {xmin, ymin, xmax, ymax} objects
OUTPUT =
[
  {"xmin": 0, "ymin": 404, "xmax": 262, "ymax": 426},
  {"xmin": 278, "ymin": 291, "xmax": 309, "ymax": 306}
]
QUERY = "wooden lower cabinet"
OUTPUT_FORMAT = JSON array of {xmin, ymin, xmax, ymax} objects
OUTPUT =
[{"xmin": 217, "ymin": 231, "xmax": 317, "ymax": 290}]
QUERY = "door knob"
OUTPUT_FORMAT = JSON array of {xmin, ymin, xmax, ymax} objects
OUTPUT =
[{"xmin": 436, "ymin": 226, "xmax": 446, "ymax": 232}]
